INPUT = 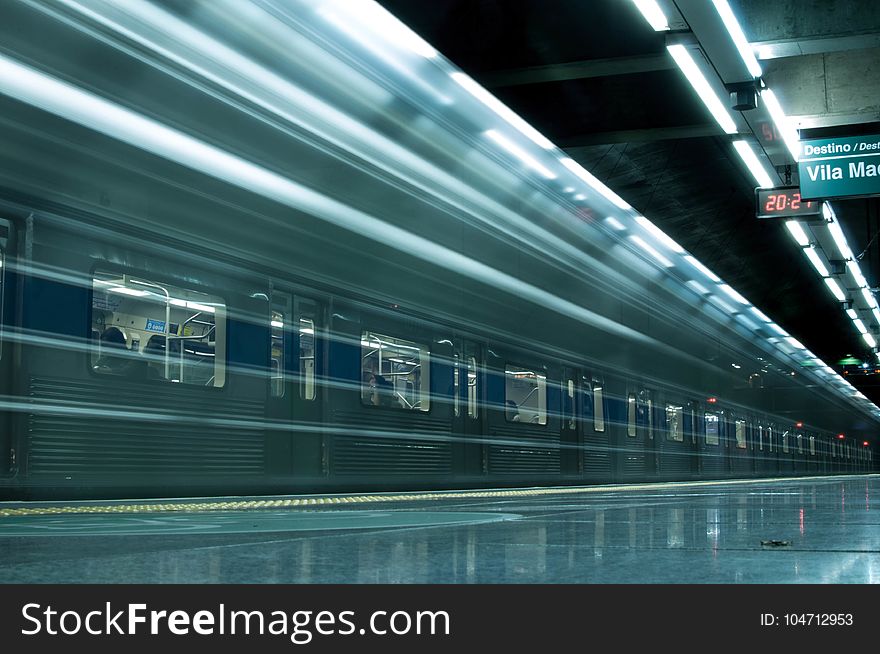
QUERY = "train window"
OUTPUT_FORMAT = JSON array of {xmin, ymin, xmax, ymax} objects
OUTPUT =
[
  {"xmin": 782, "ymin": 432, "xmax": 789, "ymax": 453},
  {"xmin": 809, "ymin": 435, "xmax": 816, "ymax": 456},
  {"xmin": 735, "ymin": 420, "xmax": 747, "ymax": 449},
  {"xmin": 361, "ymin": 331, "xmax": 429, "ymax": 411},
  {"xmin": 705, "ymin": 413, "xmax": 719, "ymax": 445},
  {"xmin": 299, "ymin": 318, "xmax": 316, "ymax": 400},
  {"xmin": 467, "ymin": 356, "xmax": 478, "ymax": 419},
  {"xmin": 768, "ymin": 427, "xmax": 774, "ymax": 453},
  {"xmin": 797, "ymin": 434, "xmax": 803, "ymax": 454},
  {"xmin": 505, "ymin": 366, "xmax": 547, "ymax": 425},
  {"xmin": 270, "ymin": 309, "xmax": 285, "ymax": 398},
  {"xmin": 757, "ymin": 425, "xmax": 763, "ymax": 451},
  {"xmin": 90, "ymin": 272, "xmax": 226, "ymax": 387},
  {"xmin": 566, "ymin": 379, "xmax": 576, "ymax": 430},
  {"xmin": 666, "ymin": 404, "xmax": 683, "ymax": 442},
  {"xmin": 593, "ymin": 380, "xmax": 605, "ymax": 432},
  {"xmin": 627, "ymin": 394, "xmax": 637, "ymax": 437},
  {"xmin": 453, "ymin": 354, "xmax": 460, "ymax": 417},
  {"xmin": 640, "ymin": 390, "xmax": 654, "ymax": 439}
]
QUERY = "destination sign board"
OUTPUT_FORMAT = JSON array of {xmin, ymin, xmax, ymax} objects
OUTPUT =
[{"xmin": 798, "ymin": 134, "xmax": 880, "ymax": 200}]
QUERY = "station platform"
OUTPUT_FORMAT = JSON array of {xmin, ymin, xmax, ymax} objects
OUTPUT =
[{"xmin": 1, "ymin": 475, "xmax": 878, "ymax": 583}]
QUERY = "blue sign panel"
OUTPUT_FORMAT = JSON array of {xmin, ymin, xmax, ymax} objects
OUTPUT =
[{"xmin": 145, "ymin": 319, "xmax": 166, "ymax": 333}]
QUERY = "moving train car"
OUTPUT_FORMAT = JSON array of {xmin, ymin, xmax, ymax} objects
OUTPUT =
[{"xmin": 0, "ymin": 0, "xmax": 874, "ymax": 499}]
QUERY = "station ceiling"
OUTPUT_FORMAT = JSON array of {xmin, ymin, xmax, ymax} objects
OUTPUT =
[{"xmin": 379, "ymin": 0, "xmax": 880, "ymax": 403}]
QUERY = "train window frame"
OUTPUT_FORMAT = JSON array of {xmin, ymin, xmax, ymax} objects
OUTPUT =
[
  {"xmin": 782, "ymin": 432, "xmax": 789, "ymax": 453},
  {"xmin": 453, "ymin": 353, "xmax": 460, "ymax": 417},
  {"xmin": 735, "ymin": 420, "xmax": 747, "ymax": 450},
  {"xmin": 809, "ymin": 435, "xmax": 816, "ymax": 456},
  {"xmin": 270, "ymin": 292, "xmax": 291, "ymax": 399},
  {"xmin": 797, "ymin": 434, "xmax": 803, "ymax": 454},
  {"xmin": 768, "ymin": 426, "xmax": 774, "ymax": 453},
  {"xmin": 666, "ymin": 403, "xmax": 683, "ymax": 442},
  {"xmin": 705, "ymin": 412, "xmax": 720, "ymax": 446},
  {"xmin": 504, "ymin": 364, "xmax": 547, "ymax": 426},
  {"xmin": 467, "ymin": 356, "xmax": 478, "ymax": 419},
  {"xmin": 361, "ymin": 331, "xmax": 430, "ymax": 413},
  {"xmin": 757, "ymin": 424, "xmax": 763, "ymax": 451},
  {"xmin": 89, "ymin": 268, "xmax": 227, "ymax": 389},
  {"xmin": 299, "ymin": 317, "xmax": 317, "ymax": 401},
  {"xmin": 627, "ymin": 394, "xmax": 637, "ymax": 438},
  {"xmin": 592, "ymin": 378, "xmax": 606, "ymax": 433},
  {"xmin": 566, "ymin": 378, "xmax": 576, "ymax": 430},
  {"xmin": 639, "ymin": 389, "xmax": 654, "ymax": 440}
]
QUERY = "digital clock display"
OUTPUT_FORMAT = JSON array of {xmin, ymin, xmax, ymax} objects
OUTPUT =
[{"xmin": 755, "ymin": 187, "xmax": 822, "ymax": 220}]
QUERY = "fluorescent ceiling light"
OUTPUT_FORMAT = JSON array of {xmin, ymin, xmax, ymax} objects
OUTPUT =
[
  {"xmin": 666, "ymin": 45, "xmax": 737, "ymax": 134},
  {"xmin": 861, "ymin": 287, "xmax": 877, "ymax": 308},
  {"xmin": 108, "ymin": 287, "xmax": 149, "ymax": 297},
  {"xmin": 804, "ymin": 247, "xmax": 829, "ymax": 277},
  {"xmin": 846, "ymin": 308, "xmax": 858, "ymax": 320},
  {"xmin": 770, "ymin": 322, "xmax": 787, "ymax": 336},
  {"xmin": 560, "ymin": 158, "xmax": 631, "ymax": 209},
  {"xmin": 632, "ymin": 0, "xmax": 669, "ymax": 31},
  {"xmin": 872, "ymin": 308, "xmax": 880, "ymax": 324},
  {"xmin": 786, "ymin": 336, "xmax": 804, "ymax": 349},
  {"xmin": 825, "ymin": 278, "xmax": 846, "ymax": 302},
  {"xmin": 186, "ymin": 302, "xmax": 216, "ymax": 314},
  {"xmin": 760, "ymin": 90, "xmax": 800, "ymax": 160},
  {"xmin": 750, "ymin": 307, "xmax": 771, "ymax": 322},
  {"xmin": 864, "ymin": 333, "xmax": 877, "ymax": 348},
  {"xmin": 319, "ymin": 0, "xmax": 438, "ymax": 59},
  {"xmin": 709, "ymin": 295, "xmax": 736, "ymax": 314},
  {"xmin": 826, "ymin": 216, "xmax": 853, "ymax": 260},
  {"xmin": 454, "ymin": 74, "xmax": 554, "ymax": 149},
  {"xmin": 737, "ymin": 315, "xmax": 758, "ymax": 330},
  {"xmin": 719, "ymin": 284, "xmax": 748, "ymax": 304},
  {"xmin": 683, "ymin": 255, "xmax": 721, "ymax": 282},
  {"xmin": 711, "ymin": 0, "xmax": 762, "ymax": 77},
  {"xmin": 629, "ymin": 235, "xmax": 674, "ymax": 267},
  {"xmin": 300, "ymin": 327, "xmax": 315, "ymax": 335},
  {"xmin": 847, "ymin": 260, "xmax": 868, "ymax": 288},
  {"xmin": 733, "ymin": 140, "xmax": 774, "ymax": 188},
  {"xmin": 853, "ymin": 318, "xmax": 868, "ymax": 334},
  {"xmin": 484, "ymin": 129, "xmax": 556, "ymax": 179},
  {"xmin": 604, "ymin": 216, "xmax": 626, "ymax": 231},
  {"xmin": 635, "ymin": 215, "xmax": 685, "ymax": 252},
  {"xmin": 270, "ymin": 320, "xmax": 284, "ymax": 329},
  {"xmin": 784, "ymin": 221, "xmax": 810, "ymax": 246},
  {"xmin": 687, "ymin": 280, "xmax": 710, "ymax": 295}
]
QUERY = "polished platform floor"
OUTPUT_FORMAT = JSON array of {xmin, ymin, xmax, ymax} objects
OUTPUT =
[{"xmin": 1, "ymin": 475, "xmax": 879, "ymax": 583}]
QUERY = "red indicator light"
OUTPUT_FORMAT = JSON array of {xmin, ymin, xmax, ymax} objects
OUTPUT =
[
  {"xmin": 795, "ymin": 422, "xmax": 803, "ymax": 428},
  {"xmin": 838, "ymin": 434, "xmax": 845, "ymax": 440},
  {"xmin": 707, "ymin": 397, "xmax": 717, "ymax": 404},
  {"xmin": 864, "ymin": 441, "xmax": 870, "ymax": 447}
]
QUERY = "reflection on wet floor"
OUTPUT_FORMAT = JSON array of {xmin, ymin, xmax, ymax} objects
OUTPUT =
[{"xmin": 1, "ymin": 475, "xmax": 879, "ymax": 583}]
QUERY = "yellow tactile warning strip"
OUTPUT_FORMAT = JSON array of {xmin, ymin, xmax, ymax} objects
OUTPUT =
[{"xmin": 1, "ymin": 474, "xmax": 876, "ymax": 518}]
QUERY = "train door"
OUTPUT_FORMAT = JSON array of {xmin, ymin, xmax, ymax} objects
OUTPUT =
[
  {"xmin": 0, "ymin": 217, "xmax": 15, "ymax": 478},
  {"xmin": 453, "ymin": 340, "xmax": 485, "ymax": 479},
  {"xmin": 582, "ymin": 372, "xmax": 612, "ymax": 483},
  {"xmin": 266, "ymin": 290, "xmax": 324, "ymax": 484},
  {"xmin": 619, "ymin": 382, "xmax": 647, "ymax": 480},
  {"xmin": 560, "ymin": 367, "xmax": 579, "ymax": 476},
  {"xmin": 701, "ymin": 408, "xmax": 724, "ymax": 478}
]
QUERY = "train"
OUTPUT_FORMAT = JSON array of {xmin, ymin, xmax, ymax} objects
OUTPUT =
[{"xmin": 0, "ymin": 0, "xmax": 874, "ymax": 500}]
